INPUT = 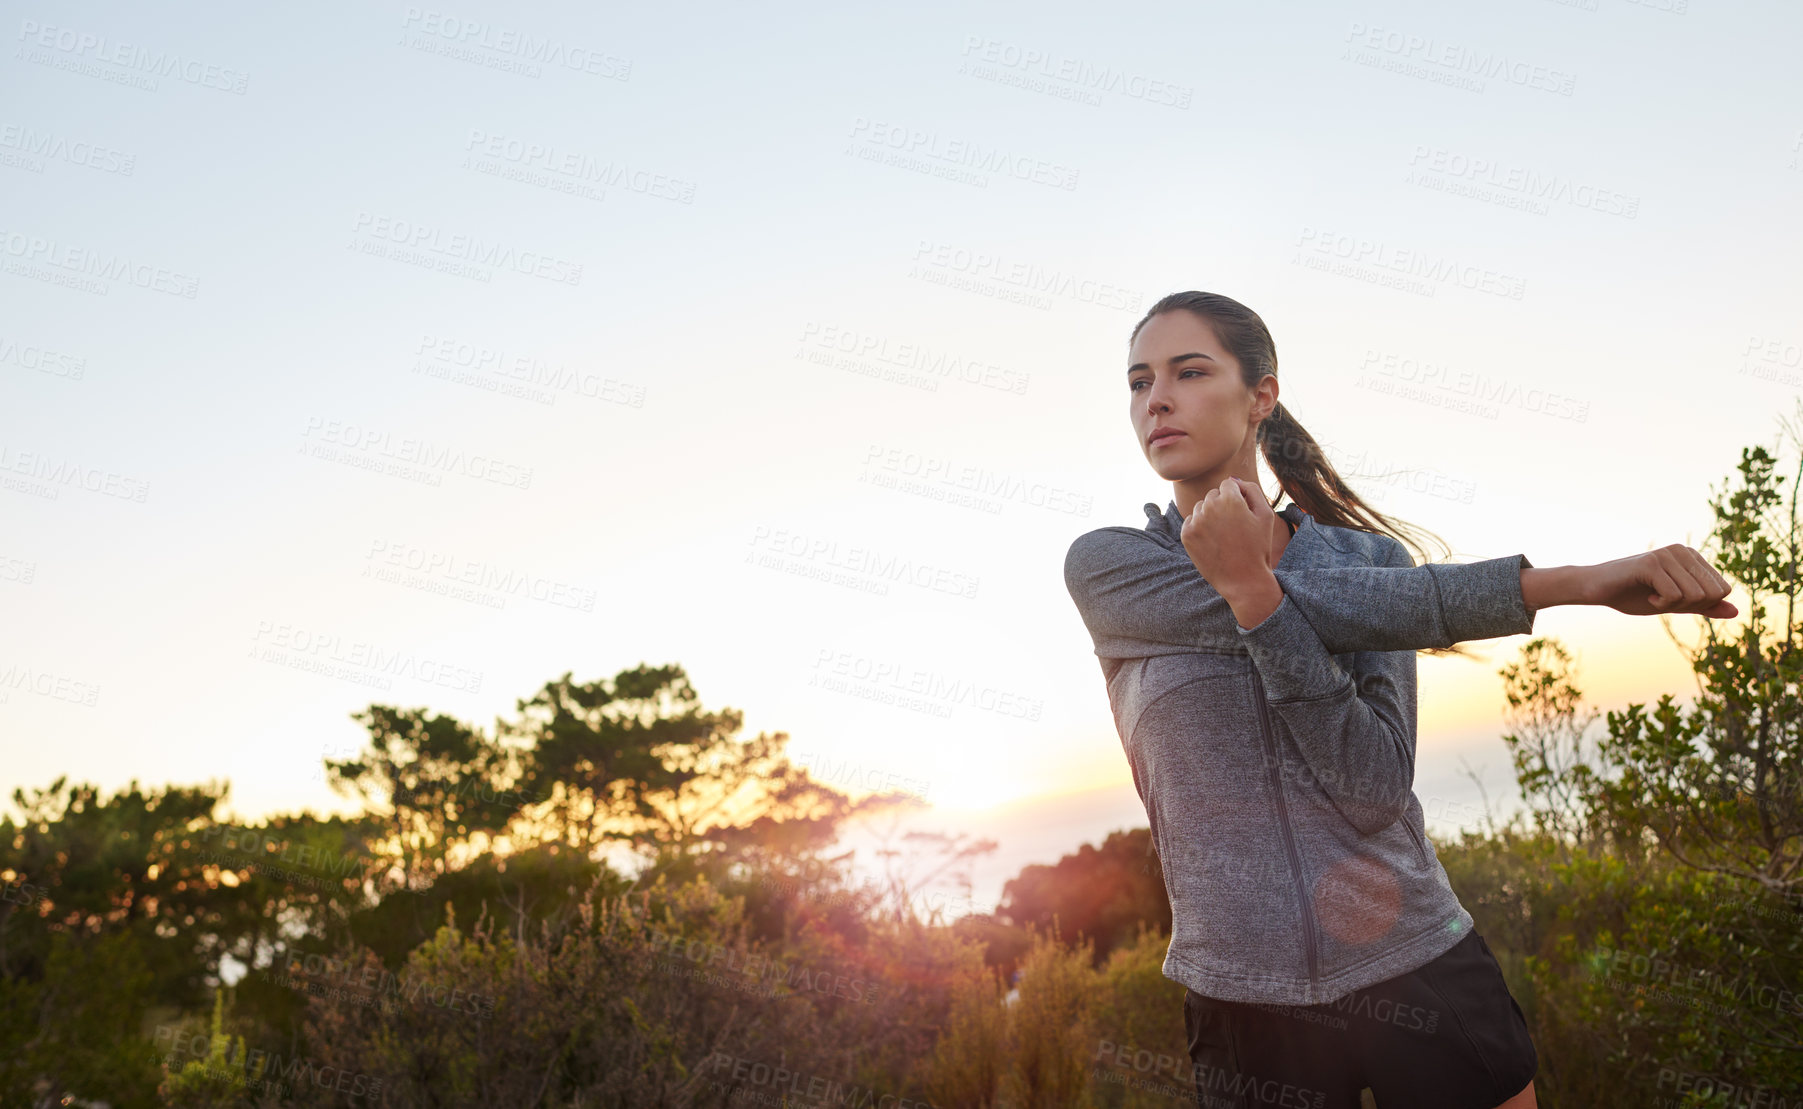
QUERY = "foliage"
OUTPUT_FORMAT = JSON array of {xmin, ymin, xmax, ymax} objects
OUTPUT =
[
  {"xmin": 1002, "ymin": 925, "xmax": 1100, "ymax": 1109},
  {"xmin": 7, "ymin": 414, "xmax": 1803, "ymax": 1107},
  {"xmin": 926, "ymin": 944, "xmax": 1009, "ymax": 1108},
  {"xmin": 996, "ymin": 828, "xmax": 1170, "ymax": 965},
  {"xmin": 1591, "ymin": 432, "xmax": 1803, "ymax": 896},
  {"xmin": 157, "ymin": 987, "xmax": 271, "ymax": 1109}
]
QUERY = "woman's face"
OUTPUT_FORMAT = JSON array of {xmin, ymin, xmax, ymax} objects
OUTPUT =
[{"xmin": 1127, "ymin": 310, "xmax": 1270, "ymax": 482}]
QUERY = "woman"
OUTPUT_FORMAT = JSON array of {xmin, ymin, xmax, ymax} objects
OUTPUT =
[{"xmin": 1062, "ymin": 291, "xmax": 1736, "ymax": 1109}]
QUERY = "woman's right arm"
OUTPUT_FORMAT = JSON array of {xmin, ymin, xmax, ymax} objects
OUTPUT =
[{"xmin": 1064, "ymin": 526, "xmax": 1531, "ymax": 658}]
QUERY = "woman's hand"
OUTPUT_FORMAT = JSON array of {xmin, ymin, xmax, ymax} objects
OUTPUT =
[
  {"xmin": 1180, "ymin": 477, "xmax": 1285, "ymax": 626},
  {"xmin": 1558, "ymin": 546, "xmax": 1738, "ymax": 618}
]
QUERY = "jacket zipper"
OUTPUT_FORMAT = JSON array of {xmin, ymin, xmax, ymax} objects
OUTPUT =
[{"xmin": 1251, "ymin": 668, "xmax": 1320, "ymax": 988}]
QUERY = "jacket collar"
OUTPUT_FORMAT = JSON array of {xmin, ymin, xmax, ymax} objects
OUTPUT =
[{"xmin": 1142, "ymin": 499, "xmax": 1312, "ymax": 565}]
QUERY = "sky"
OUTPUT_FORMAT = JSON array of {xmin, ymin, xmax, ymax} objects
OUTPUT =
[{"xmin": 4, "ymin": 0, "xmax": 1801, "ymax": 917}]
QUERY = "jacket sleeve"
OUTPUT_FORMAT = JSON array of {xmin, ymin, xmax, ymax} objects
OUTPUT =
[
  {"xmin": 1235, "ymin": 534, "xmax": 1424, "ymax": 834},
  {"xmin": 1063, "ymin": 527, "xmax": 1537, "ymax": 661}
]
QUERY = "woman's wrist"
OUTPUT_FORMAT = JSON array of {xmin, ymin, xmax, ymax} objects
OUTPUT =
[
  {"xmin": 1219, "ymin": 569, "xmax": 1284, "ymax": 630},
  {"xmin": 1520, "ymin": 564, "xmax": 1587, "ymax": 611}
]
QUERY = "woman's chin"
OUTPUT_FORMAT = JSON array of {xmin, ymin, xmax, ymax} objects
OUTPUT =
[{"xmin": 1146, "ymin": 451, "xmax": 1205, "ymax": 481}]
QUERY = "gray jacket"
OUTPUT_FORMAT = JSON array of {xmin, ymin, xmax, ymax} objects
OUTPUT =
[{"xmin": 1063, "ymin": 500, "xmax": 1537, "ymax": 1006}]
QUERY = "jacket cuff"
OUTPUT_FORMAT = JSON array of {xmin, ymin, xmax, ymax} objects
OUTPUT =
[
  {"xmin": 1425, "ymin": 554, "xmax": 1537, "ymax": 639},
  {"xmin": 1236, "ymin": 590, "xmax": 1350, "ymax": 702}
]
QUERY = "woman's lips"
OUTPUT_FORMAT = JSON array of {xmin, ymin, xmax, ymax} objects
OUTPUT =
[{"xmin": 1149, "ymin": 430, "xmax": 1187, "ymax": 447}]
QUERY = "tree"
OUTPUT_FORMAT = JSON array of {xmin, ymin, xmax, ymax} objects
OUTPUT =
[
  {"xmin": 0, "ymin": 777, "xmax": 230, "ymax": 1106},
  {"xmin": 1497, "ymin": 638, "xmax": 1607, "ymax": 860},
  {"xmin": 1590, "ymin": 410, "xmax": 1803, "ymax": 897},
  {"xmin": 323, "ymin": 705, "xmax": 516, "ymax": 890},
  {"xmin": 996, "ymin": 828, "xmax": 1170, "ymax": 965},
  {"xmin": 507, "ymin": 663, "xmax": 882, "ymax": 875}
]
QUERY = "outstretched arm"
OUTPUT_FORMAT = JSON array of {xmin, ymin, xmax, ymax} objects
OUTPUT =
[
  {"xmin": 1064, "ymin": 482, "xmax": 1737, "ymax": 665},
  {"xmin": 1185, "ymin": 477, "xmax": 1737, "ymax": 632},
  {"xmin": 1063, "ymin": 525, "xmax": 1532, "ymax": 662}
]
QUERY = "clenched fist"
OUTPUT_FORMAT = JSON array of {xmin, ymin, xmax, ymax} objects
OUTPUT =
[{"xmin": 1180, "ymin": 477, "xmax": 1286, "ymax": 621}]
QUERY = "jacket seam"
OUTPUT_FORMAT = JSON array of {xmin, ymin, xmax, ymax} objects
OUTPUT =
[
  {"xmin": 1263, "ymin": 678, "xmax": 1355, "ymax": 707},
  {"xmin": 1124, "ymin": 672, "xmax": 1234, "ymax": 749}
]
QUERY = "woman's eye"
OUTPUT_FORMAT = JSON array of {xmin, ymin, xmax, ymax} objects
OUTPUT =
[{"xmin": 1131, "ymin": 370, "xmax": 1205, "ymax": 390}]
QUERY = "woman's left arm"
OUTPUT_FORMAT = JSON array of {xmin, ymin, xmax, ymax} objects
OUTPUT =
[{"xmin": 1239, "ymin": 535, "xmax": 1421, "ymax": 836}]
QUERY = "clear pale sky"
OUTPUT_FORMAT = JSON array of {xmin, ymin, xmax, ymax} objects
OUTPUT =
[{"xmin": 4, "ymin": 0, "xmax": 1800, "ymax": 915}]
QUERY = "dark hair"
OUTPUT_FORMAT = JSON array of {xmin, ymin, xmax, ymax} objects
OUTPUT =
[{"xmin": 1130, "ymin": 290, "xmax": 1456, "ymax": 568}]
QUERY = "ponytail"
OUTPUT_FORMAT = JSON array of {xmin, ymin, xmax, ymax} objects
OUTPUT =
[
  {"xmin": 1131, "ymin": 293, "xmax": 1494, "ymax": 659},
  {"xmin": 1256, "ymin": 398, "xmax": 1454, "ymax": 567}
]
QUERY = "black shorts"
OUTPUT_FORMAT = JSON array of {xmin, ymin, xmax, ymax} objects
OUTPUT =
[{"xmin": 1181, "ymin": 929, "xmax": 1537, "ymax": 1109}]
